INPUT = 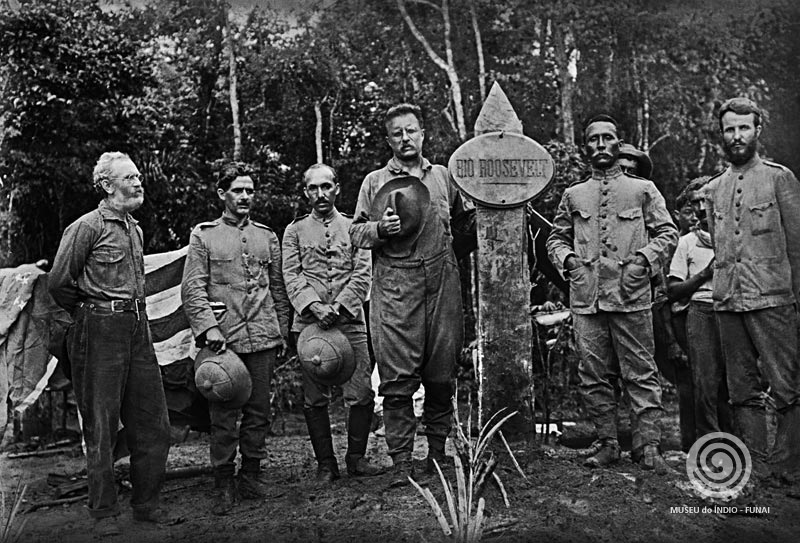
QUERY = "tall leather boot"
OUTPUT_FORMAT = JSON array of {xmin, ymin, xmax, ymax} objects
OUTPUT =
[
  {"xmin": 770, "ymin": 405, "xmax": 800, "ymax": 482},
  {"xmin": 345, "ymin": 403, "xmax": 383, "ymax": 476},
  {"xmin": 212, "ymin": 470, "xmax": 237, "ymax": 516},
  {"xmin": 303, "ymin": 406, "xmax": 340, "ymax": 483},
  {"xmin": 734, "ymin": 406, "xmax": 769, "ymax": 478}
]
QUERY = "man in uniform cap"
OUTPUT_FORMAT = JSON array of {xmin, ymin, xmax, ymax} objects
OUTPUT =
[
  {"xmin": 49, "ymin": 152, "xmax": 171, "ymax": 535},
  {"xmin": 704, "ymin": 97, "xmax": 800, "ymax": 490},
  {"xmin": 181, "ymin": 161, "xmax": 291, "ymax": 515},
  {"xmin": 282, "ymin": 163, "xmax": 382, "ymax": 482},
  {"xmin": 350, "ymin": 103, "xmax": 475, "ymax": 486},
  {"xmin": 547, "ymin": 115, "xmax": 678, "ymax": 472}
]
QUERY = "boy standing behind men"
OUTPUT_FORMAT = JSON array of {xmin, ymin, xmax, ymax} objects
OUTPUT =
[{"xmin": 668, "ymin": 178, "xmax": 731, "ymax": 439}]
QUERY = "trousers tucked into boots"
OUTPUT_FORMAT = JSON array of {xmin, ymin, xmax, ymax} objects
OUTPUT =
[{"xmin": 303, "ymin": 406, "xmax": 339, "ymax": 477}]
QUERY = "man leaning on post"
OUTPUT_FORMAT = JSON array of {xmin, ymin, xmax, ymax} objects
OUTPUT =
[
  {"xmin": 546, "ymin": 115, "xmax": 678, "ymax": 473},
  {"xmin": 49, "ymin": 152, "xmax": 172, "ymax": 537}
]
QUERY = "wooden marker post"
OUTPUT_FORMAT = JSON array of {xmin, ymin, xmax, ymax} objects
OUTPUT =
[{"xmin": 449, "ymin": 82, "xmax": 554, "ymax": 431}]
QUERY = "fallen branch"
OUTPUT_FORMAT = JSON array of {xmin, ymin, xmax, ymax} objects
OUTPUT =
[
  {"xmin": 24, "ymin": 495, "xmax": 84, "ymax": 514},
  {"xmin": 164, "ymin": 465, "xmax": 214, "ymax": 480},
  {"xmin": 7, "ymin": 447, "xmax": 78, "ymax": 459}
]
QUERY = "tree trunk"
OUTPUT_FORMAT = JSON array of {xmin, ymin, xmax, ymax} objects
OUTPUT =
[
  {"xmin": 552, "ymin": 22, "xmax": 575, "ymax": 145},
  {"xmin": 468, "ymin": 0, "xmax": 486, "ymax": 102},
  {"xmin": 397, "ymin": 0, "xmax": 467, "ymax": 141},
  {"xmin": 314, "ymin": 100, "xmax": 323, "ymax": 163},
  {"xmin": 223, "ymin": 10, "xmax": 241, "ymax": 161}
]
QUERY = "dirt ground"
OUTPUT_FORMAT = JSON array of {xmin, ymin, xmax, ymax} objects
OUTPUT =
[{"xmin": 2, "ymin": 398, "xmax": 799, "ymax": 543}]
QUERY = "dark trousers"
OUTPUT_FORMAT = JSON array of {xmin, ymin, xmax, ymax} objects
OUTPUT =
[
  {"xmin": 209, "ymin": 349, "xmax": 275, "ymax": 475},
  {"xmin": 67, "ymin": 305, "xmax": 170, "ymax": 519},
  {"xmin": 687, "ymin": 301, "xmax": 732, "ymax": 437},
  {"xmin": 716, "ymin": 305, "xmax": 800, "ymax": 411}
]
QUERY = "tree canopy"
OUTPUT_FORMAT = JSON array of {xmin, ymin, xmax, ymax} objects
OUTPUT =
[{"xmin": 0, "ymin": 0, "xmax": 797, "ymax": 265}]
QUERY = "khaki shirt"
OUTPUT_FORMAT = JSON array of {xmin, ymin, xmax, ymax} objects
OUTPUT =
[
  {"xmin": 705, "ymin": 155, "xmax": 800, "ymax": 311},
  {"xmin": 49, "ymin": 199, "xmax": 146, "ymax": 314},
  {"xmin": 181, "ymin": 213, "xmax": 290, "ymax": 353},
  {"xmin": 282, "ymin": 209, "xmax": 371, "ymax": 332},
  {"xmin": 349, "ymin": 157, "xmax": 475, "ymax": 261},
  {"xmin": 546, "ymin": 164, "xmax": 678, "ymax": 314}
]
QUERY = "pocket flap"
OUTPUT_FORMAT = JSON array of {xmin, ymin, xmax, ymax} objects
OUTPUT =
[
  {"xmin": 749, "ymin": 200, "xmax": 775, "ymax": 212},
  {"xmin": 93, "ymin": 248, "xmax": 124, "ymax": 263},
  {"xmin": 618, "ymin": 207, "xmax": 643, "ymax": 220},
  {"xmin": 572, "ymin": 209, "xmax": 592, "ymax": 220}
]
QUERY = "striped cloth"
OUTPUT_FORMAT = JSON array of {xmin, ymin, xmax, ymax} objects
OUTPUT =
[{"xmin": 143, "ymin": 246, "xmax": 195, "ymax": 365}]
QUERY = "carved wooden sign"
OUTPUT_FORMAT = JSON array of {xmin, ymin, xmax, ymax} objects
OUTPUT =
[{"xmin": 448, "ymin": 132, "xmax": 554, "ymax": 208}]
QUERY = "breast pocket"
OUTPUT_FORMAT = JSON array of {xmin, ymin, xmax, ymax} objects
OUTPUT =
[
  {"xmin": 617, "ymin": 207, "xmax": 646, "ymax": 248},
  {"xmin": 91, "ymin": 247, "xmax": 127, "ymax": 288},
  {"xmin": 571, "ymin": 208, "xmax": 593, "ymax": 246},
  {"xmin": 210, "ymin": 257, "xmax": 237, "ymax": 284},
  {"xmin": 750, "ymin": 200, "xmax": 777, "ymax": 236}
]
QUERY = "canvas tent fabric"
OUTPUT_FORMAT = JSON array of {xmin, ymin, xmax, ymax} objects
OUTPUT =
[{"xmin": 1, "ymin": 247, "xmax": 196, "ymax": 436}]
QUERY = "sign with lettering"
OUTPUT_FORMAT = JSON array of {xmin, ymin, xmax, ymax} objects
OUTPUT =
[{"xmin": 448, "ymin": 131, "xmax": 554, "ymax": 208}]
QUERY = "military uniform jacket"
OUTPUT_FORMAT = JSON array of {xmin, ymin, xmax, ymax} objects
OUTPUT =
[
  {"xmin": 546, "ymin": 164, "xmax": 678, "ymax": 314},
  {"xmin": 181, "ymin": 212, "xmax": 290, "ymax": 353},
  {"xmin": 705, "ymin": 155, "xmax": 800, "ymax": 311},
  {"xmin": 282, "ymin": 209, "xmax": 371, "ymax": 332}
]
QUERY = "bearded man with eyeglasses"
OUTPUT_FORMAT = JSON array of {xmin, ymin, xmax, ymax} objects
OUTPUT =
[{"xmin": 49, "ymin": 152, "xmax": 172, "ymax": 536}]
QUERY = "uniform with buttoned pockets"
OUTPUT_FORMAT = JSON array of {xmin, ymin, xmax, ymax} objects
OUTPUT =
[
  {"xmin": 282, "ymin": 209, "xmax": 374, "ymax": 408},
  {"xmin": 704, "ymin": 156, "xmax": 800, "ymax": 414},
  {"xmin": 49, "ymin": 199, "xmax": 170, "ymax": 520},
  {"xmin": 547, "ymin": 164, "xmax": 678, "ymax": 446},
  {"xmin": 181, "ymin": 214, "xmax": 290, "ymax": 475}
]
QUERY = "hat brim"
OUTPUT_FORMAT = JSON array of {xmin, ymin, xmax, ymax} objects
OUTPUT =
[
  {"xmin": 369, "ymin": 176, "xmax": 431, "ymax": 258},
  {"xmin": 619, "ymin": 147, "xmax": 653, "ymax": 179}
]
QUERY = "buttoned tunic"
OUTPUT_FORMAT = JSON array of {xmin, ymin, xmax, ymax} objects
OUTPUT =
[
  {"xmin": 705, "ymin": 155, "xmax": 800, "ymax": 311},
  {"xmin": 547, "ymin": 165, "xmax": 678, "ymax": 314},
  {"xmin": 282, "ymin": 209, "xmax": 371, "ymax": 330},
  {"xmin": 182, "ymin": 213, "xmax": 290, "ymax": 353}
]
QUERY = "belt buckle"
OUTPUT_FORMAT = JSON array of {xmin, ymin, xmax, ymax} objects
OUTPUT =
[{"xmin": 111, "ymin": 300, "xmax": 124, "ymax": 312}]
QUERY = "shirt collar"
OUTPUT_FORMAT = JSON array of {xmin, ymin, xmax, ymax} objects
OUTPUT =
[
  {"xmin": 387, "ymin": 156, "xmax": 432, "ymax": 175},
  {"xmin": 590, "ymin": 163, "xmax": 623, "ymax": 180},
  {"xmin": 98, "ymin": 199, "xmax": 137, "ymax": 225},
  {"xmin": 730, "ymin": 153, "xmax": 762, "ymax": 173},
  {"xmin": 311, "ymin": 208, "xmax": 339, "ymax": 224},
  {"xmin": 221, "ymin": 210, "xmax": 250, "ymax": 227}
]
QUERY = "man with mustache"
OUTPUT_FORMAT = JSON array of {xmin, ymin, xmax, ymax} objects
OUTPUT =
[
  {"xmin": 182, "ymin": 161, "xmax": 290, "ymax": 514},
  {"xmin": 282, "ymin": 163, "xmax": 381, "ymax": 482},
  {"xmin": 704, "ymin": 97, "xmax": 800, "ymax": 490},
  {"xmin": 350, "ymin": 103, "xmax": 475, "ymax": 487},
  {"xmin": 547, "ymin": 115, "xmax": 678, "ymax": 472},
  {"xmin": 49, "ymin": 152, "xmax": 171, "ymax": 535}
]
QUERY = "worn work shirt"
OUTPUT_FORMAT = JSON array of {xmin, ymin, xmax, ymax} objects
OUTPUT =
[
  {"xmin": 547, "ymin": 164, "xmax": 678, "ymax": 314},
  {"xmin": 705, "ymin": 155, "xmax": 800, "ymax": 311},
  {"xmin": 181, "ymin": 213, "xmax": 290, "ymax": 353},
  {"xmin": 349, "ymin": 156, "xmax": 475, "ymax": 259},
  {"xmin": 50, "ymin": 199, "xmax": 146, "ymax": 314},
  {"xmin": 669, "ymin": 230, "xmax": 715, "ymax": 303},
  {"xmin": 282, "ymin": 209, "xmax": 371, "ymax": 332}
]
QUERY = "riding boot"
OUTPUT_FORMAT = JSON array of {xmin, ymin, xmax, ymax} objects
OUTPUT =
[
  {"xmin": 345, "ymin": 403, "xmax": 383, "ymax": 476},
  {"xmin": 303, "ymin": 406, "xmax": 340, "ymax": 483}
]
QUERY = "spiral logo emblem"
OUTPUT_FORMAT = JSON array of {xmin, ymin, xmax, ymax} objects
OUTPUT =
[{"xmin": 686, "ymin": 432, "xmax": 752, "ymax": 499}]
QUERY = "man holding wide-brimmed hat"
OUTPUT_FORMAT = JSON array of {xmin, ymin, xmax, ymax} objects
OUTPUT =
[
  {"xmin": 181, "ymin": 161, "xmax": 291, "ymax": 515},
  {"xmin": 350, "ymin": 103, "xmax": 475, "ymax": 487},
  {"xmin": 282, "ymin": 163, "xmax": 382, "ymax": 483}
]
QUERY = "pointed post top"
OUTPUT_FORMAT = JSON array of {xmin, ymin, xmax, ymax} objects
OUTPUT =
[{"xmin": 474, "ymin": 82, "xmax": 523, "ymax": 136}]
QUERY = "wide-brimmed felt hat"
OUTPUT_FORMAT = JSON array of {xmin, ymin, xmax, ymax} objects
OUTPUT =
[
  {"xmin": 369, "ymin": 175, "xmax": 431, "ymax": 258},
  {"xmin": 194, "ymin": 347, "xmax": 252, "ymax": 408},
  {"xmin": 297, "ymin": 323, "xmax": 356, "ymax": 387},
  {"xmin": 618, "ymin": 144, "xmax": 653, "ymax": 180}
]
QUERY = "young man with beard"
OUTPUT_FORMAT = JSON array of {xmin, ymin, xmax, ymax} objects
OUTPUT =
[
  {"xmin": 668, "ymin": 179, "xmax": 731, "ymax": 440},
  {"xmin": 547, "ymin": 115, "xmax": 678, "ymax": 472},
  {"xmin": 704, "ymin": 97, "xmax": 800, "ymax": 488},
  {"xmin": 282, "ymin": 163, "xmax": 382, "ymax": 482},
  {"xmin": 350, "ymin": 103, "xmax": 475, "ymax": 486},
  {"xmin": 49, "ymin": 152, "xmax": 171, "ymax": 536},
  {"xmin": 182, "ymin": 162, "xmax": 291, "ymax": 514}
]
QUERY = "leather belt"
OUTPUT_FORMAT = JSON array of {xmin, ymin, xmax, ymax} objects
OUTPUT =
[{"xmin": 80, "ymin": 298, "xmax": 146, "ymax": 318}]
